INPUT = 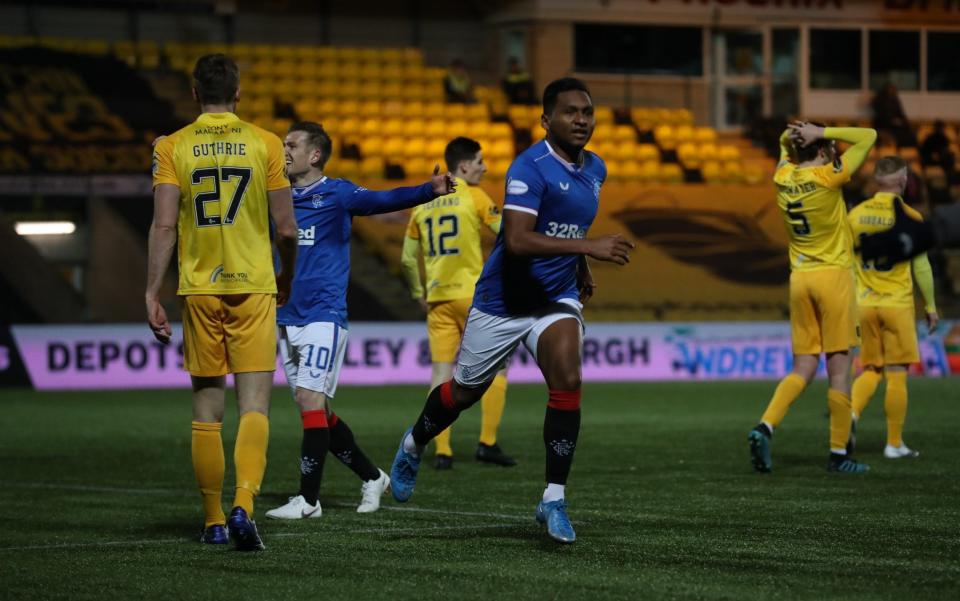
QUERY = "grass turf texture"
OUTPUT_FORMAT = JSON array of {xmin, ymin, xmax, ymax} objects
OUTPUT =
[{"xmin": 1, "ymin": 381, "xmax": 958, "ymax": 600}]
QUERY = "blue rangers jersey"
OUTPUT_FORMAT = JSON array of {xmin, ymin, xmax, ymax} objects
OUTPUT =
[
  {"xmin": 473, "ymin": 140, "xmax": 605, "ymax": 316},
  {"xmin": 278, "ymin": 176, "xmax": 435, "ymax": 327}
]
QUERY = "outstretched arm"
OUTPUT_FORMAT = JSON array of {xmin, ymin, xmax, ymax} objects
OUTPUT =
[
  {"xmin": 348, "ymin": 167, "xmax": 456, "ymax": 216},
  {"xmin": 825, "ymin": 126, "xmax": 878, "ymax": 173}
]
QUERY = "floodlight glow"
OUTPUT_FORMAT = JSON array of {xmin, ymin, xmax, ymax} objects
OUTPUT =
[{"xmin": 14, "ymin": 221, "xmax": 77, "ymax": 235}]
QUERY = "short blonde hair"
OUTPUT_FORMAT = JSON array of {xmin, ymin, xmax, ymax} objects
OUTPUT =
[{"xmin": 874, "ymin": 156, "xmax": 908, "ymax": 179}]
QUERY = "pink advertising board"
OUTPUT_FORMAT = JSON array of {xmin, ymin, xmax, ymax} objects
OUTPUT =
[{"xmin": 5, "ymin": 322, "xmax": 950, "ymax": 390}]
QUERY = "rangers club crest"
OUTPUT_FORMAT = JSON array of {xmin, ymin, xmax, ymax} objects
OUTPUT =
[{"xmin": 312, "ymin": 194, "xmax": 324, "ymax": 208}]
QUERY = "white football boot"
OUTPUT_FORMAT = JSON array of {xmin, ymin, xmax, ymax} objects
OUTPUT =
[
  {"xmin": 357, "ymin": 469, "xmax": 391, "ymax": 513},
  {"xmin": 884, "ymin": 443, "xmax": 920, "ymax": 459},
  {"xmin": 265, "ymin": 495, "xmax": 322, "ymax": 519}
]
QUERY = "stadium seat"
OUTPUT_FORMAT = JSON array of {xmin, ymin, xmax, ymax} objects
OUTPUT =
[
  {"xmin": 621, "ymin": 160, "xmax": 642, "ymax": 181},
  {"xmin": 424, "ymin": 121, "xmax": 447, "ymax": 138},
  {"xmin": 467, "ymin": 122, "xmax": 491, "ymax": 139},
  {"xmin": 593, "ymin": 124, "xmax": 616, "ymax": 143},
  {"xmin": 405, "ymin": 157, "xmax": 433, "ymax": 178},
  {"xmin": 381, "ymin": 118, "xmax": 404, "ymax": 137},
  {"xmin": 465, "ymin": 104, "xmax": 490, "ymax": 121},
  {"xmin": 488, "ymin": 123, "xmax": 513, "ymax": 140},
  {"xmin": 444, "ymin": 104, "xmax": 467, "ymax": 119},
  {"xmin": 722, "ymin": 161, "xmax": 745, "ymax": 183},
  {"xmin": 636, "ymin": 144, "xmax": 660, "ymax": 163},
  {"xmin": 698, "ymin": 143, "xmax": 719, "ymax": 161},
  {"xmin": 403, "ymin": 119, "xmax": 427, "ymax": 138},
  {"xmin": 718, "ymin": 145, "xmax": 741, "ymax": 161},
  {"xmin": 360, "ymin": 136, "xmax": 384, "ymax": 158},
  {"xmin": 359, "ymin": 100, "xmax": 382, "ymax": 118},
  {"xmin": 361, "ymin": 156, "xmax": 385, "ymax": 179},
  {"xmin": 358, "ymin": 81, "xmax": 382, "ymax": 99},
  {"xmin": 488, "ymin": 139, "xmax": 514, "ymax": 160},
  {"xmin": 338, "ymin": 99, "xmax": 361, "ymax": 117},
  {"xmin": 486, "ymin": 159, "xmax": 510, "ymax": 178},
  {"xmin": 405, "ymin": 137, "xmax": 427, "ymax": 159},
  {"xmin": 338, "ymin": 118, "xmax": 362, "ymax": 136},
  {"xmin": 613, "ymin": 125, "xmax": 636, "ymax": 143},
  {"xmin": 694, "ymin": 127, "xmax": 717, "ymax": 143},
  {"xmin": 659, "ymin": 163, "xmax": 684, "ymax": 183},
  {"xmin": 425, "ymin": 139, "xmax": 447, "ymax": 161},
  {"xmin": 594, "ymin": 106, "xmax": 615, "ymax": 125},
  {"xmin": 423, "ymin": 102, "xmax": 445, "ymax": 119},
  {"xmin": 654, "ymin": 125, "xmax": 676, "ymax": 150},
  {"xmin": 674, "ymin": 125, "xmax": 695, "ymax": 144},
  {"xmin": 606, "ymin": 160, "xmax": 624, "ymax": 181},
  {"xmin": 639, "ymin": 161, "xmax": 660, "ymax": 183},
  {"xmin": 700, "ymin": 160, "xmax": 722, "ymax": 182}
]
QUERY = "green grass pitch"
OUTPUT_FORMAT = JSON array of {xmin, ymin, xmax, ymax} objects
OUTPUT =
[{"xmin": 1, "ymin": 380, "xmax": 958, "ymax": 600}]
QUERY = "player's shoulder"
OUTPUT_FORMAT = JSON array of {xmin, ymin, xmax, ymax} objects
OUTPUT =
[{"xmin": 583, "ymin": 149, "xmax": 606, "ymax": 178}]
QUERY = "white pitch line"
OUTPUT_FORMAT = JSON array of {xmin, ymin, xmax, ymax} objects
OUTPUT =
[{"xmin": 0, "ymin": 522, "xmax": 522, "ymax": 552}]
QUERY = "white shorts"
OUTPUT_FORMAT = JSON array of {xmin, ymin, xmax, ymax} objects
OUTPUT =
[
  {"xmin": 279, "ymin": 322, "xmax": 349, "ymax": 398},
  {"xmin": 454, "ymin": 300, "xmax": 584, "ymax": 388}
]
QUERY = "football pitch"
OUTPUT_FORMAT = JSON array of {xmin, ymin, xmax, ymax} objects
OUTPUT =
[{"xmin": 2, "ymin": 380, "xmax": 958, "ymax": 601}]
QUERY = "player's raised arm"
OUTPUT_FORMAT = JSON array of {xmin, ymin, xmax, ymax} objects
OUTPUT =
[
  {"xmin": 347, "ymin": 166, "xmax": 456, "ymax": 216},
  {"xmin": 777, "ymin": 129, "xmax": 795, "ymax": 167},
  {"xmin": 790, "ymin": 122, "xmax": 877, "ymax": 174},
  {"xmin": 268, "ymin": 187, "xmax": 298, "ymax": 307},
  {"xmin": 145, "ymin": 183, "xmax": 179, "ymax": 343}
]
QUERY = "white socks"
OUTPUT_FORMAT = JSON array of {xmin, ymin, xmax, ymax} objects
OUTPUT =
[
  {"xmin": 402, "ymin": 432, "xmax": 422, "ymax": 458},
  {"xmin": 542, "ymin": 483, "xmax": 565, "ymax": 503}
]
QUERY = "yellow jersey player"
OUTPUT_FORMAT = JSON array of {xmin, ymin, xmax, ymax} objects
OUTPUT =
[
  {"xmin": 849, "ymin": 156, "xmax": 938, "ymax": 459},
  {"xmin": 400, "ymin": 137, "xmax": 516, "ymax": 470},
  {"xmin": 748, "ymin": 121, "xmax": 876, "ymax": 474},
  {"xmin": 146, "ymin": 54, "xmax": 298, "ymax": 550}
]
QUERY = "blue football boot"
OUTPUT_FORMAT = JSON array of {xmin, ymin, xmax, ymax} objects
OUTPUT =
[
  {"xmin": 748, "ymin": 427, "xmax": 772, "ymax": 473},
  {"xmin": 390, "ymin": 428, "xmax": 421, "ymax": 503},
  {"xmin": 227, "ymin": 506, "xmax": 265, "ymax": 551},
  {"xmin": 535, "ymin": 500, "xmax": 576, "ymax": 544},
  {"xmin": 200, "ymin": 524, "xmax": 229, "ymax": 545}
]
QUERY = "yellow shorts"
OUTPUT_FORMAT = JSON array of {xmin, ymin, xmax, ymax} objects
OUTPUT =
[
  {"xmin": 858, "ymin": 305, "xmax": 919, "ymax": 367},
  {"xmin": 182, "ymin": 293, "xmax": 277, "ymax": 376},
  {"xmin": 790, "ymin": 268, "xmax": 860, "ymax": 355},
  {"xmin": 426, "ymin": 297, "xmax": 471, "ymax": 363}
]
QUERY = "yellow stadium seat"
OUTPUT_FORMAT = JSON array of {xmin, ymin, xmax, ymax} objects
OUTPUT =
[
  {"xmin": 639, "ymin": 161, "xmax": 661, "ymax": 182},
  {"xmin": 465, "ymin": 104, "xmax": 490, "ymax": 120},
  {"xmin": 274, "ymin": 45, "xmax": 296, "ymax": 60},
  {"xmin": 405, "ymin": 137, "xmax": 427, "ymax": 159},
  {"xmin": 677, "ymin": 142, "xmax": 699, "ymax": 168},
  {"xmin": 338, "ymin": 118, "xmax": 362, "ymax": 136},
  {"xmin": 423, "ymin": 67, "xmax": 447, "ymax": 82},
  {"xmin": 508, "ymin": 105, "xmax": 531, "ymax": 127},
  {"xmin": 402, "ymin": 47, "xmax": 424, "ymax": 64},
  {"xmin": 360, "ymin": 118, "xmax": 380, "ymax": 136},
  {"xmin": 358, "ymin": 81, "xmax": 382, "ymax": 99},
  {"xmin": 718, "ymin": 145, "xmax": 741, "ymax": 161},
  {"xmin": 674, "ymin": 125, "xmax": 695, "ymax": 144},
  {"xmin": 701, "ymin": 160, "xmax": 722, "ymax": 182},
  {"xmin": 631, "ymin": 107, "xmax": 655, "ymax": 127},
  {"xmin": 694, "ymin": 127, "xmax": 717, "ymax": 143},
  {"xmin": 294, "ymin": 99, "xmax": 316, "ymax": 118},
  {"xmin": 606, "ymin": 160, "xmax": 624, "ymax": 181},
  {"xmin": 275, "ymin": 60, "xmax": 296, "ymax": 78},
  {"xmin": 593, "ymin": 124, "xmax": 615, "ymax": 142},
  {"xmin": 246, "ymin": 78, "xmax": 272, "ymax": 96},
  {"xmin": 382, "ymin": 64, "xmax": 404, "ymax": 82},
  {"xmin": 337, "ymin": 81, "xmax": 362, "ymax": 99},
  {"xmin": 488, "ymin": 123, "xmax": 513, "ymax": 140},
  {"xmin": 358, "ymin": 48, "xmax": 379, "ymax": 63},
  {"xmin": 361, "ymin": 156, "xmax": 385, "ymax": 179},
  {"xmin": 621, "ymin": 160, "xmax": 642, "ymax": 181},
  {"xmin": 654, "ymin": 125, "xmax": 676, "ymax": 149},
  {"xmin": 592, "ymin": 141, "xmax": 617, "ymax": 159},
  {"xmin": 382, "ymin": 137, "xmax": 406, "ymax": 158},
  {"xmin": 425, "ymin": 139, "xmax": 447, "ymax": 160},
  {"xmin": 613, "ymin": 141, "xmax": 638, "ymax": 161},
  {"xmin": 404, "ymin": 83, "xmax": 428, "ymax": 101},
  {"xmin": 403, "ymin": 119, "xmax": 427, "ymax": 138},
  {"xmin": 698, "ymin": 143, "xmax": 718, "ymax": 161},
  {"xmin": 339, "ymin": 46, "xmax": 361, "ymax": 61},
  {"xmin": 272, "ymin": 118, "xmax": 293, "ymax": 135},
  {"xmin": 636, "ymin": 144, "xmax": 660, "ymax": 162},
  {"xmin": 443, "ymin": 104, "xmax": 467, "ymax": 120},
  {"xmin": 401, "ymin": 101, "xmax": 425, "ymax": 118},
  {"xmin": 317, "ymin": 62, "xmax": 338, "ymax": 79},
  {"xmin": 251, "ymin": 58, "xmax": 273, "ymax": 77},
  {"xmin": 722, "ymin": 161, "xmax": 745, "ymax": 183},
  {"xmin": 382, "ymin": 118, "xmax": 404, "ymax": 137},
  {"xmin": 360, "ymin": 136, "xmax": 383, "ymax": 157},
  {"xmin": 294, "ymin": 80, "xmax": 316, "ymax": 98},
  {"xmin": 467, "ymin": 122, "xmax": 490, "ymax": 139},
  {"xmin": 445, "ymin": 119, "xmax": 467, "ymax": 138},
  {"xmin": 488, "ymin": 139, "xmax": 514, "ymax": 160},
  {"xmin": 594, "ymin": 106, "xmax": 615, "ymax": 125},
  {"xmin": 675, "ymin": 108, "xmax": 694, "ymax": 125},
  {"xmin": 382, "ymin": 82, "xmax": 403, "ymax": 99},
  {"xmin": 338, "ymin": 100, "xmax": 361, "ymax": 117},
  {"xmin": 659, "ymin": 163, "xmax": 684, "ymax": 183},
  {"xmin": 423, "ymin": 102, "xmax": 445, "ymax": 119},
  {"xmin": 381, "ymin": 48, "xmax": 403, "ymax": 64},
  {"xmin": 338, "ymin": 158, "xmax": 362, "ymax": 181},
  {"xmin": 248, "ymin": 96, "xmax": 274, "ymax": 116},
  {"xmin": 359, "ymin": 100, "xmax": 382, "ymax": 118},
  {"xmin": 359, "ymin": 63, "xmax": 382, "ymax": 80},
  {"xmin": 405, "ymin": 158, "xmax": 433, "ymax": 178},
  {"xmin": 613, "ymin": 125, "xmax": 636, "ymax": 143},
  {"xmin": 315, "ymin": 98, "xmax": 337, "ymax": 117},
  {"xmin": 424, "ymin": 121, "xmax": 447, "ymax": 138},
  {"xmin": 486, "ymin": 159, "xmax": 510, "ymax": 178}
]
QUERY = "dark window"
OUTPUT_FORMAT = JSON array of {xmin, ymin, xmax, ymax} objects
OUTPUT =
[
  {"xmin": 809, "ymin": 29, "xmax": 862, "ymax": 90},
  {"xmin": 928, "ymin": 32, "xmax": 960, "ymax": 91},
  {"xmin": 869, "ymin": 30, "xmax": 919, "ymax": 91},
  {"xmin": 574, "ymin": 24, "xmax": 702, "ymax": 76}
]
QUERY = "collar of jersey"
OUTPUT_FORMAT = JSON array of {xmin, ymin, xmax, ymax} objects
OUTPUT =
[
  {"xmin": 293, "ymin": 175, "xmax": 328, "ymax": 194},
  {"xmin": 543, "ymin": 140, "xmax": 582, "ymax": 173},
  {"xmin": 197, "ymin": 112, "xmax": 239, "ymax": 124},
  {"xmin": 873, "ymin": 191, "xmax": 901, "ymax": 202}
]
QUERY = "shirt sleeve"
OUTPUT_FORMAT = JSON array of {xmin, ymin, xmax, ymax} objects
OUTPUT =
[
  {"xmin": 152, "ymin": 135, "xmax": 178, "ymax": 188},
  {"xmin": 471, "ymin": 186, "xmax": 502, "ymax": 232},
  {"xmin": 343, "ymin": 181, "xmax": 435, "ymax": 216},
  {"xmin": 823, "ymin": 127, "xmax": 878, "ymax": 187},
  {"xmin": 263, "ymin": 131, "xmax": 290, "ymax": 191},
  {"xmin": 503, "ymin": 159, "xmax": 545, "ymax": 216},
  {"xmin": 405, "ymin": 211, "xmax": 421, "ymax": 240}
]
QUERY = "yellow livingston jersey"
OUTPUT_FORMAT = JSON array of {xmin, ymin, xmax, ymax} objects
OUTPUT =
[
  {"xmin": 405, "ymin": 179, "xmax": 501, "ymax": 302},
  {"xmin": 152, "ymin": 112, "xmax": 289, "ymax": 295},
  {"xmin": 849, "ymin": 193, "xmax": 929, "ymax": 308},
  {"xmin": 773, "ymin": 127, "xmax": 876, "ymax": 272}
]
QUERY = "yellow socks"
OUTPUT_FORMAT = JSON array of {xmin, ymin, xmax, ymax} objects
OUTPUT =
[
  {"xmin": 827, "ymin": 389, "xmax": 853, "ymax": 452},
  {"xmin": 760, "ymin": 373, "xmax": 806, "ymax": 429},
  {"xmin": 479, "ymin": 374, "xmax": 508, "ymax": 446},
  {"xmin": 434, "ymin": 427, "xmax": 453, "ymax": 457},
  {"xmin": 852, "ymin": 370, "xmax": 882, "ymax": 418},
  {"xmin": 884, "ymin": 371, "xmax": 908, "ymax": 447},
  {"xmin": 191, "ymin": 421, "xmax": 225, "ymax": 528},
  {"xmin": 233, "ymin": 411, "xmax": 269, "ymax": 515}
]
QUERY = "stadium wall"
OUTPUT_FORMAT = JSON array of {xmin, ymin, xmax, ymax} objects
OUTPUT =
[{"xmin": 0, "ymin": 322, "xmax": 954, "ymax": 390}]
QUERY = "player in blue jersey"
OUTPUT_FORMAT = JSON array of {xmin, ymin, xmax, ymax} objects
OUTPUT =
[
  {"xmin": 265, "ymin": 121, "xmax": 455, "ymax": 520},
  {"xmin": 389, "ymin": 78, "xmax": 634, "ymax": 543}
]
